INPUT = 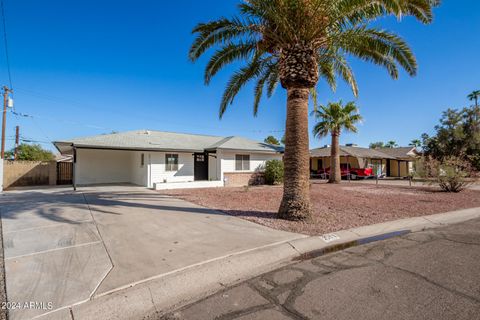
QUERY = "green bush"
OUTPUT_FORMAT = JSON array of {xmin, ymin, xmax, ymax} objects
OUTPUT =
[{"xmin": 264, "ymin": 159, "xmax": 284, "ymax": 185}]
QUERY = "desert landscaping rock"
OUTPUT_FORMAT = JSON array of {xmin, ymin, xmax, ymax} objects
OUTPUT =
[{"xmin": 162, "ymin": 183, "xmax": 480, "ymax": 235}]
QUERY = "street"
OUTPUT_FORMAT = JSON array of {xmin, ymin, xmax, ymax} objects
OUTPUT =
[{"xmin": 161, "ymin": 218, "xmax": 480, "ymax": 320}]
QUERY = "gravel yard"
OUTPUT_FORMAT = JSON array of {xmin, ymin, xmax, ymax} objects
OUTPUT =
[{"xmin": 161, "ymin": 182, "xmax": 480, "ymax": 235}]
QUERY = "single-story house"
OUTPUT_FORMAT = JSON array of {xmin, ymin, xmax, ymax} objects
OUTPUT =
[
  {"xmin": 53, "ymin": 130, "xmax": 283, "ymax": 189},
  {"xmin": 310, "ymin": 145, "xmax": 420, "ymax": 178}
]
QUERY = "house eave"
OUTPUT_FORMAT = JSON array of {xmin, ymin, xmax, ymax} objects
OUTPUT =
[
  {"xmin": 53, "ymin": 142, "xmax": 206, "ymax": 155},
  {"xmin": 205, "ymin": 147, "xmax": 284, "ymax": 154}
]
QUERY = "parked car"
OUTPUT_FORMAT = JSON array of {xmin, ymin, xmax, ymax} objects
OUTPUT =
[
  {"xmin": 349, "ymin": 167, "xmax": 374, "ymax": 179},
  {"xmin": 313, "ymin": 165, "xmax": 375, "ymax": 180},
  {"xmin": 319, "ymin": 164, "xmax": 351, "ymax": 179}
]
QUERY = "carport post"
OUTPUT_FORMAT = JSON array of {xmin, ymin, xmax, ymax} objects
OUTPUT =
[{"xmin": 73, "ymin": 147, "xmax": 77, "ymax": 191}]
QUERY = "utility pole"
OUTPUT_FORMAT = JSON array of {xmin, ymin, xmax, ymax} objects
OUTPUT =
[
  {"xmin": 14, "ymin": 125, "xmax": 19, "ymax": 160},
  {"xmin": 1, "ymin": 86, "xmax": 12, "ymax": 159}
]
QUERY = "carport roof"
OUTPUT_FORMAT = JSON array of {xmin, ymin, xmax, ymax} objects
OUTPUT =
[
  {"xmin": 310, "ymin": 146, "xmax": 397, "ymax": 159},
  {"xmin": 54, "ymin": 130, "xmax": 283, "ymax": 154}
]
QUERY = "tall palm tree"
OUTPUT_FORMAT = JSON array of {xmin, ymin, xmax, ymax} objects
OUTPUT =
[
  {"xmin": 312, "ymin": 101, "xmax": 362, "ymax": 183},
  {"xmin": 189, "ymin": 0, "xmax": 438, "ymax": 221},
  {"xmin": 468, "ymin": 90, "xmax": 480, "ymax": 122},
  {"xmin": 468, "ymin": 90, "xmax": 480, "ymax": 108}
]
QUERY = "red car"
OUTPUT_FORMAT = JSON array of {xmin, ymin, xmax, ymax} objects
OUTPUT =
[
  {"xmin": 349, "ymin": 167, "xmax": 374, "ymax": 179},
  {"xmin": 315, "ymin": 165, "xmax": 374, "ymax": 179},
  {"xmin": 320, "ymin": 164, "xmax": 351, "ymax": 178}
]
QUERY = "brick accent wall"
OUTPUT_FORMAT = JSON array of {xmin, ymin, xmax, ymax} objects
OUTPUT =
[{"xmin": 224, "ymin": 172, "xmax": 265, "ymax": 187}]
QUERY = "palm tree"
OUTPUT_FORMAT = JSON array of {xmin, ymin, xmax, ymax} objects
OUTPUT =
[
  {"xmin": 189, "ymin": 0, "xmax": 438, "ymax": 221},
  {"xmin": 385, "ymin": 140, "xmax": 398, "ymax": 148},
  {"xmin": 409, "ymin": 139, "xmax": 421, "ymax": 148},
  {"xmin": 468, "ymin": 90, "xmax": 480, "ymax": 108},
  {"xmin": 468, "ymin": 90, "xmax": 480, "ymax": 122},
  {"xmin": 312, "ymin": 101, "xmax": 362, "ymax": 183}
]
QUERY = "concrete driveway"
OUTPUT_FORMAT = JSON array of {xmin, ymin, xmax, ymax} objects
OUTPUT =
[{"xmin": 0, "ymin": 185, "xmax": 303, "ymax": 319}]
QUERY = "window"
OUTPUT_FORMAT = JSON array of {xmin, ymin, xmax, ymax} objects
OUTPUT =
[
  {"xmin": 196, "ymin": 154, "xmax": 205, "ymax": 162},
  {"xmin": 140, "ymin": 153, "xmax": 145, "ymax": 167},
  {"xmin": 235, "ymin": 154, "xmax": 250, "ymax": 171},
  {"xmin": 165, "ymin": 154, "xmax": 179, "ymax": 171}
]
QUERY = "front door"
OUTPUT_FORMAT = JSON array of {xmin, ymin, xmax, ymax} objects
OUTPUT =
[{"xmin": 194, "ymin": 152, "xmax": 209, "ymax": 181}]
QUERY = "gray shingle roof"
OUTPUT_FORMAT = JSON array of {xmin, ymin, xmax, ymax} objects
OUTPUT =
[
  {"xmin": 54, "ymin": 130, "xmax": 283, "ymax": 154},
  {"xmin": 377, "ymin": 147, "xmax": 418, "ymax": 159},
  {"xmin": 205, "ymin": 136, "xmax": 284, "ymax": 153},
  {"xmin": 310, "ymin": 146, "xmax": 397, "ymax": 159}
]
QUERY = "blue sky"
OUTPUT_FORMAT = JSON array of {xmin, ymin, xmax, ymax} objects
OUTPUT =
[{"xmin": 2, "ymin": 0, "xmax": 479, "ymax": 152}]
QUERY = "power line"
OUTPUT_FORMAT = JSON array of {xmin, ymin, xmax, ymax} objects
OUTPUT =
[{"xmin": 1, "ymin": 0, "xmax": 12, "ymax": 89}]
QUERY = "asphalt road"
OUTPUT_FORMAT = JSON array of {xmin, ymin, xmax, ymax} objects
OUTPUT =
[{"xmin": 161, "ymin": 218, "xmax": 480, "ymax": 320}]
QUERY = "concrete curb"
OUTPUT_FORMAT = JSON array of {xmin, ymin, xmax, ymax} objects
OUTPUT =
[{"xmin": 37, "ymin": 207, "xmax": 480, "ymax": 320}]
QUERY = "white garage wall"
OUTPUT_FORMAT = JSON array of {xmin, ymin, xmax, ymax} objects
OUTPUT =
[
  {"xmin": 208, "ymin": 153, "xmax": 220, "ymax": 181},
  {"xmin": 219, "ymin": 151, "xmax": 282, "ymax": 181},
  {"xmin": 75, "ymin": 149, "xmax": 134, "ymax": 185},
  {"xmin": 131, "ymin": 152, "xmax": 148, "ymax": 186},
  {"xmin": 148, "ymin": 152, "xmax": 195, "ymax": 187}
]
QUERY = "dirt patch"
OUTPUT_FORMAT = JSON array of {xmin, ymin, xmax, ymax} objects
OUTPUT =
[{"xmin": 160, "ymin": 182, "xmax": 480, "ymax": 236}]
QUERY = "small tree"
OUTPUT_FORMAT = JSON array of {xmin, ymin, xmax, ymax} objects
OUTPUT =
[
  {"xmin": 416, "ymin": 156, "xmax": 474, "ymax": 192},
  {"xmin": 264, "ymin": 136, "xmax": 280, "ymax": 146},
  {"xmin": 369, "ymin": 142, "xmax": 385, "ymax": 149},
  {"xmin": 264, "ymin": 159, "xmax": 284, "ymax": 185},
  {"xmin": 7, "ymin": 144, "xmax": 55, "ymax": 161}
]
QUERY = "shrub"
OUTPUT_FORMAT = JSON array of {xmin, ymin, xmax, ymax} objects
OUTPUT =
[
  {"xmin": 264, "ymin": 159, "xmax": 284, "ymax": 185},
  {"xmin": 415, "ymin": 156, "xmax": 474, "ymax": 192}
]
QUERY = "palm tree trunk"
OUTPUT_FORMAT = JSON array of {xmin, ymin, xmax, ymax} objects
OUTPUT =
[
  {"xmin": 278, "ymin": 87, "xmax": 312, "ymax": 221},
  {"xmin": 329, "ymin": 131, "xmax": 341, "ymax": 183}
]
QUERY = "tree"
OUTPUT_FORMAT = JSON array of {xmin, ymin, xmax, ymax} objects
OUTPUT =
[
  {"xmin": 311, "ymin": 101, "xmax": 362, "ymax": 183},
  {"xmin": 409, "ymin": 139, "xmax": 421, "ymax": 148},
  {"xmin": 189, "ymin": 0, "xmax": 437, "ymax": 221},
  {"xmin": 468, "ymin": 90, "xmax": 480, "ymax": 108},
  {"xmin": 369, "ymin": 142, "xmax": 385, "ymax": 149},
  {"xmin": 5, "ymin": 143, "xmax": 55, "ymax": 161},
  {"xmin": 423, "ymin": 105, "xmax": 480, "ymax": 171},
  {"xmin": 385, "ymin": 140, "xmax": 398, "ymax": 148},
  {"xmin": 264, "ymin": 135, "xmax": 280, "ymax": 145}
]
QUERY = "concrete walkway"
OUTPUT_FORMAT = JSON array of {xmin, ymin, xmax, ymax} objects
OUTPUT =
[
  {"xmin": 0, "ymin": 186, "xmax": 303, "ymax": 319},
  {"xmin": 163, "ymin": 217, "xmax": 480, "ymax": 320}
]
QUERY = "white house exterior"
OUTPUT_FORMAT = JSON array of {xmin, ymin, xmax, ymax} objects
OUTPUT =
[{"xmin": 54, "ymin": 130, "xmax": 283, "ymax": 189}]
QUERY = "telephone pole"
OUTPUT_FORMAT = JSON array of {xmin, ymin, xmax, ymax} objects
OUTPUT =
[
  {"xmin": 1, "ymin": 86, "xmax": 12, "ymax": 159},
  {"xmin": 14, "ymin": 125, "xmax": 19, "ymax": 160}
]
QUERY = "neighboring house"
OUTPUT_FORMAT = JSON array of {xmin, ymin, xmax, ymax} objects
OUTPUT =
[
  {"xmin": 377, "ymin": 147, "xmax": 421, "ymax": 177},
  {"xmin": 310, "ymin": 145, "xmax": 419, "ymax": 178},
  {"xmin": 53, "ymin": 130, "xmax": 283, "ymax": 189}
]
